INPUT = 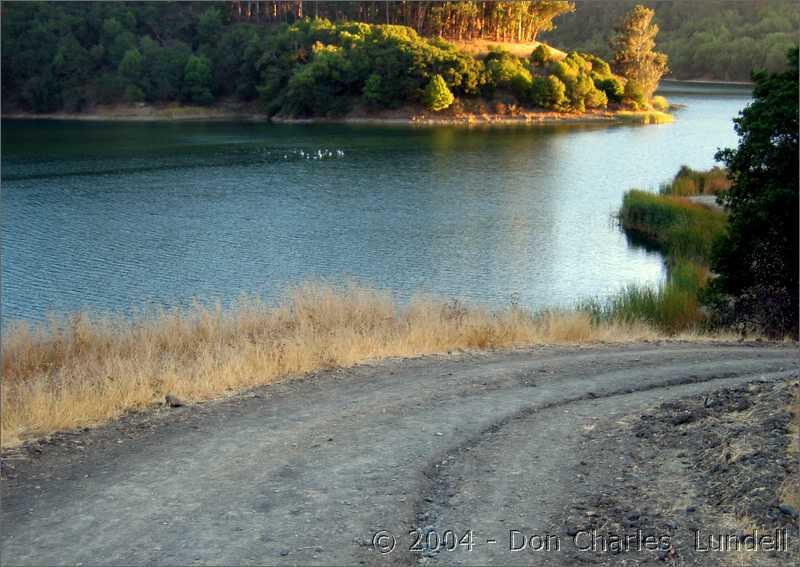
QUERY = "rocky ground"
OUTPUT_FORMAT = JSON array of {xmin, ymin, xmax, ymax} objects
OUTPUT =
[{"xmin": 560, "ymin": 378, "xmax": 800, "ymax": 566}]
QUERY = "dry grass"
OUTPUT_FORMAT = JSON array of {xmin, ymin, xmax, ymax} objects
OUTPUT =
[
  {"xmin": 2, "ymin": 283, "xmax": 717, "ymax": 449},
  {"xmin": 450, "ymin": 38, "xmax": 566, "ymax": 59},
  {"xmin": 779, "ymin": 387, "xmax": 800, "ymax": 509},
  {"xmin": 616, "ymin": 110, "xmax": 675, "ymax": 124}
]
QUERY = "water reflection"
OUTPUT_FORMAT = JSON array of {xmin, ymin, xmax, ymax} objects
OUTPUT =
[{"xmin": 1, "ymin": 88, "xmax": 749, "ymax": 322}]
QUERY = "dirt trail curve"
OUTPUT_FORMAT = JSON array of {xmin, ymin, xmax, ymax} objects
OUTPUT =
[{"xmin": 2, "ymin": 343, "xmax": 798, "ymax": 566}]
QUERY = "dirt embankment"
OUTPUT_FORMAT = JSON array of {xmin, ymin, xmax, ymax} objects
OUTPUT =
[{"xmin": 560, "ymin": 378, "xmax": 800, "ymax": 566}]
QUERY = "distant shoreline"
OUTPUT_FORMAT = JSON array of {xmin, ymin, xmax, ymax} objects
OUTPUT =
[
  {"xmin": 662, "ymin": 78, "xmax": 754, "ymax": 86},
  {"xmin": 2, "ymin": 104, "xmax": 672, "ymax": 127}
]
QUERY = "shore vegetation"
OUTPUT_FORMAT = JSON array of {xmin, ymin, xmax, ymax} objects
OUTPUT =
[
  {"xmin": 2, "ymin": 2, "xmax": 668, "ymax": 119},
  {"xmin": 1, "ymin": 282, "xmax": 711, "ymax": 449}
]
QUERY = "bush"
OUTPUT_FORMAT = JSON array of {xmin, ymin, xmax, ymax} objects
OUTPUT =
[
  {"xmin": 651, "ymin": 95, "xmax": 669, "ymax": 111},
  {"xmin": 623, "ymin": 79, "xmax": 646, "ymax": 108},
  {"xmin": 582, "ymin": 52, "xmax": 612, "ymax": 77},
  {"xmin": 283, "ymin": 45, "xmax": 353, "ymax": 116},
  {"xmin": 182, "ymin": 55, "xmax": 214, "ymax": 105},
  {"xmin": 509, "ymin": 68, "xmax": 533, "ymax": 103},
  {"xmin": 423, "ymin": 74, "xmax": 454, "ymax": 111},
  {"xmin": 595, "ymin": 77, "xmax": 624, "ymax": 104},
  {"xmin": 483, "ymin": 49, "xmax": 531, "ymax": 94},
  {"xmin": 362, "ymin": 73, "xmax": 383, "ymax": 105},
  {"xmin": 532, "ymin": 44, "xmax": 554, "ymax": 65},
  {"xmin": 530, "ymin": 75, "xmax": 567, "ymax": 110}
]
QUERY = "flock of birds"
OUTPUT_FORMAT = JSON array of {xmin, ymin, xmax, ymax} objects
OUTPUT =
[{"xmin": 284, "ymin": 149, "xmax": 346, "ymax": 160}]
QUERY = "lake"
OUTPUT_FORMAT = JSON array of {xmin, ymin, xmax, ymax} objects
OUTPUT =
[{"xmin": 1, "ymin": 84, "xmax": 751, "ymax": 323}]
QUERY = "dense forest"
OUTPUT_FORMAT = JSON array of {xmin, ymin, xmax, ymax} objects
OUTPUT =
[
  {"xmin": 542, "ymin": 0, "xmax": 798, "ymax": 81},
  {"xmin": 3, "ymin": 1, "xmax": 791, "ymax": 115},
  {"xmin": 1, "ymin": 1, "xmax": 657, "ymax": 116}
]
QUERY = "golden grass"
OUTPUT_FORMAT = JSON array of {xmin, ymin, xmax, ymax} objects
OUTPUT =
[
  {"xmin": 1, "ymin": 283, "xmax": 719, "ymax": 449},
  {"xmin": 616, "ymin": 110, "xmax": 674, "ymax": 124}
]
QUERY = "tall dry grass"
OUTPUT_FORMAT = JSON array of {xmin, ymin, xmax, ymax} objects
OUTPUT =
[{"xmin": 1, "ymin": 283, "xmax": 663, "ymax": 448}]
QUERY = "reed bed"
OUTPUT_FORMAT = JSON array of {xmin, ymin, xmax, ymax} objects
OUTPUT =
[
  {"xmin": 660, "ymin": 165, "xmax": 731, "ymax": 196},
  {"xmin": 617, "ymin": 189, "xmax": 727, "ymax": 261},
  {"xmin": 1, "ymin": 283, "xmax": 670, "ymax": 448}
]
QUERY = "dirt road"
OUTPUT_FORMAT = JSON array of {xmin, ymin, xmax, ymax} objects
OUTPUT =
[{"xmin": 2, "ymin": 343, "xmax": 798, "ymax": 565}]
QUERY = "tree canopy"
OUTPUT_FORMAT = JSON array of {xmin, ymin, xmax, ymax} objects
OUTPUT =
[
  {"xmin": 709, "ymin": 49, "xmax": 799, "ymax": 337},
  {"xmin": 610, "ymin": 5, "xmax": 668, "ymax": 101},
  {"xmin": 0, "ymin": 3, "xmax": 628, "ymax": 117},
  {"xmin": 229, "ymin": 1, "xmax": 576, "ymax": 43}
]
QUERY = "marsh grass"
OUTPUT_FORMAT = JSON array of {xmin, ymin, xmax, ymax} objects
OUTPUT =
[
  {"xmin": 581, "ymin": 260, "xmax": 709, "ymax": 333},
  {"xmin": 660, "ymin": 165, "xmax": 731, "ymax": 196},
  {"xmin": 1, "ymin": 283, "xmax": 668, "ymax": 448},
  {"xmin": 604, "ymin": 183, "xmax": 729, "ymax": 333},
  {"xmin": 617, "ymin": 189, "xmax": 727, "ymax": 261}
]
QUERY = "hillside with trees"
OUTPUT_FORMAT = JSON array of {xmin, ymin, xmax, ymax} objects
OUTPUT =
[
  {"xmin": 228, "ymin": 0, "xmax": 577, "ymax": 43},
  {"xmin": 541, "ymin": 0, "xmax": 799, "ymax": 81},
  {"xmin": 2, "ymin": 1, "xmax": 669, "ymax": 119}
]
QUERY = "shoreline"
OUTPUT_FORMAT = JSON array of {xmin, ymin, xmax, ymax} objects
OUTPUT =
[
  {"xmin": 2, "ymin": 106, "xmax": 671, "ymax": 126},
  {"xmin": 661, "ymin": 77, "xmax": 754, "ymax": 86}
]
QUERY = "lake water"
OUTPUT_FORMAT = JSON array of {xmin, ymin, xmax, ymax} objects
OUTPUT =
[{"xmin": 1, "ymin": 84, "xmax": 751, "ymax": 323}]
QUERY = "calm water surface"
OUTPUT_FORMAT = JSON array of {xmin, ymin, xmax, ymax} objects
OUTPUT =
[{"xmin": 1, "ymin": 84, "xmax": 751, "ymax": 322}]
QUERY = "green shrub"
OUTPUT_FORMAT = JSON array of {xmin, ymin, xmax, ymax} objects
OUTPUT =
[
  {"xmin": 531, "ymin": 44, "xmax": 553, "ymax": 65},
  {"xmin": 595, "ymin": 77, "xmax": 624, "ymax": 104},
  {"xmin": 509, "ymin": 68, "xmax": 533, "ymax": 102},
  {"xmin": 651, "ymin": 95, "xmax": 669, "ymax": 111},
  {"xmin": 483, "ymin": 49, "xmax": 531, "ymax": 93},
  {"xmin": 423, "ymin": 74, "xmax": 454, "ymax": 111},
  {"xmin": 549, "ymin": 53, "xmax": 609, "ymax": 111},
  {"xmin": 623, "ymin": 79, "xmax": 646, "ymax": 108},
  {"xmin": 530, "ymin": 75, "xmax": 567, "ymax": 110},
  {"xmin": 362, "ymin": 73, "xmax": 383, "ymax": 105},
  {"xmin": 182, "ymin": 55, "xmax": 214, "ymax": 105},
  {"xmin": 582, "ymin": 52, "xmax": 612, "ymax": 77},
  {"xmin": 284, "ymin": 44, "xmax": 353, "ymax": 116}
]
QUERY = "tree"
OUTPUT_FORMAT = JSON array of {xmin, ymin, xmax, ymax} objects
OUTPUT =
[
  {"xmin": 118, "ymin": 48, "xmax": 142, "ymax": 82},
  {"xmin": 708, "ymin": 49, "xmax": 799, "ymax": 337},
  {"xmin": 527, "ymin": 1, "xmax": 576, "ymax": 42},
  {"xmin": 198, "ymin": 8, "xmax": 223, "ymax": 48},
  {"xmin": 182, "ymin": 55, "xmax": 214, "ymax": 105},
  {"xmin": 610, "ymin": 5, "xmax": 668, "ymax": 102},
  {"xmin": 423, "ymin": 74, "xmax": 454, "ymax": 111}
]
